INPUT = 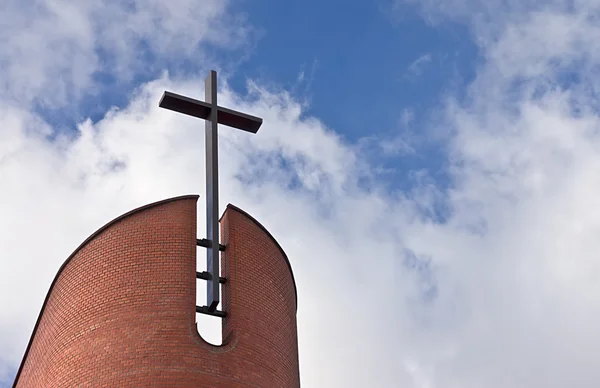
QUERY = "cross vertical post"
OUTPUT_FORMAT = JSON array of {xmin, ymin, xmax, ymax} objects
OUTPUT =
[
  {"xmin": 204, "ymin": 70, "xmax": 220, "ymax": 312},
  {"xmin": 158, "ymin": 70, "xmax": 263, "ymax": 316}
]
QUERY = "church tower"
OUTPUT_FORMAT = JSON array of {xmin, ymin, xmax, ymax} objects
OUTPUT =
[
  {"xmin": 13, "ymin": 70, "xmax": 301, "ymax": 387},
  {"xmin": 14, "ymin": 196, "xmax": 300, "ymax": 387}
]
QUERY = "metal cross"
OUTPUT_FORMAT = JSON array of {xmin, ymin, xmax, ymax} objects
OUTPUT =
[{"xmin": 158, "ymin": 70, "xmax": 262, "ymax": 313}]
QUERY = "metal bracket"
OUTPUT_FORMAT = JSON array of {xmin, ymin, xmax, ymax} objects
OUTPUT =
[
  {"xmin": 196, "ymin": 305, "xmax": 227, "ymax": 318},
  {"xmin": 196, "ymin": 271, "xmax": 227, "ymax": 284},
  {"xmin": 196, "ymin": 238, "xmax": 226, "ymax": 251}
]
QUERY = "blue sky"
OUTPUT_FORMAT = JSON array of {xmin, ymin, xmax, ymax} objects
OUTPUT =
[
  {"xmin": 228, "ymin": 0, "xmax": 478, "ymax": 139},
  {"xmin": 230, "ymin": 0, "xmax": 478, "ymax": 196},
  {"xmin": 24, "ymin": 0, "xmax": 476, "ymax": 230},
  {"xmin": 41, "ymin": 0, "xmax": 478, "ymax": 194},
  {"xmin": 4, "ymin": 0, "xmax": 600, "ymax": 387}
]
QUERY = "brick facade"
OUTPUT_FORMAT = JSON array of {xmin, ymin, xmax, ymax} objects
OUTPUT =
[{"xmin": 14, "ymin": 195, "xmax": 300, "ymax": 387}]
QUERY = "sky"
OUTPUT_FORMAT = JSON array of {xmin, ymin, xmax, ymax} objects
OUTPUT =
[{"xmin": 2, "ymin": 0, "xmax": 600, "ymax": 387}]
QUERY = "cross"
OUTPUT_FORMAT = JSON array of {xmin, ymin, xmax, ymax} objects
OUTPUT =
[{"xmin": 158, "ymin": 70, "xmax": 262, "ymax": 313}]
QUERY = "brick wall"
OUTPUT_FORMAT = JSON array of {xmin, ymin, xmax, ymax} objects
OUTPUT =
[{"xmin": 14, "ymin": 195, "xmax": 300, "ymax": 387}]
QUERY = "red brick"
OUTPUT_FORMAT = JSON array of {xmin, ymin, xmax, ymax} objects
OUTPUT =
[{"xmin": 14, "ymin": 195, "xmax": 300, "ymax": 387}]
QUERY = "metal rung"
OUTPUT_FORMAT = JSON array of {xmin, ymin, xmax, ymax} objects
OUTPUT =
[
  {"xmin": 196, "ymin": 238, "xmax": 226, "ymax": 251},
  {"xmin": 196, "ymin": 271, "xmax": 227, "ymax": 284},
  {"xmin": 196, "ymin": 305, "xmax": 227, "ymax": 318}
]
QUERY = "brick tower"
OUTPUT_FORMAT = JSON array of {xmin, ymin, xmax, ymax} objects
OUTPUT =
[{"xmin": 13, "ymin": 195, "xmax": 300, "ymax": 387}]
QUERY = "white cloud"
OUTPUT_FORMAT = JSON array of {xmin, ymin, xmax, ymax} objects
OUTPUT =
[
  {"xmin": 0, "ymin": 0, "xmax": 249, "ymax": 107},
  {"xmin": 406, "ymin": 53, "xmax": 433, "ymax": 78},
  {"xmin": 386, "ymin": 0, "xmax": 600, "ymax": 386}
]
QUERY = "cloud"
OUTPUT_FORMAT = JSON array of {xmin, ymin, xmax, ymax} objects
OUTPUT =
[
  {"xmin": 406, "ymin": 53, "xmax": 433, "ymax": 78},
  {"xmin": 385, "ymin": 0, "xmax": 600, "ymax": 386},
  {"xmin": 0, "ymin": 0, "xmax": 250, "ymax": 108}
]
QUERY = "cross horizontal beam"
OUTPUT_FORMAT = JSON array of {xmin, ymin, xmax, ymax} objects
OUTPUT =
[{"xmin": 159, "ymin": 91, "xmax": 262, "ymax": 133}]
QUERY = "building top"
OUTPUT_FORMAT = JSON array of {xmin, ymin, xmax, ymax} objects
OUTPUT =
[{"xmin": 13, "ymin": 195, "xmax": 299, "ymax": 387}]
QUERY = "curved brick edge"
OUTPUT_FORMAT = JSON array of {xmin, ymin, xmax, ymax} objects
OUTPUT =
[
  {"xmin": 217, "ymin": 203, "xmax": 300, "ymax": 387},
  {"xmin": 12, "ymin": 195, "xmax": 200, "ymax": 388},
  {"xmin": 221, "ymin": 204, "xmax": 298, "ymax": 311}
]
